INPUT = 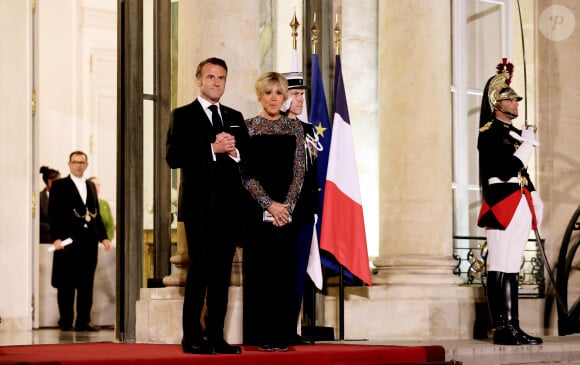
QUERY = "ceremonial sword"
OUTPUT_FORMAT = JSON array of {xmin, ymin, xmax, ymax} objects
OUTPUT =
[{"xmin": 516, "ymin": 0, "xmax": 567, "ymax": 313}]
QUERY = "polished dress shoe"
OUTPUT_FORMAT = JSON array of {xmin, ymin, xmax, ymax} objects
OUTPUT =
[
  {"xmin": 59, "ymin": 325, "xmax": 74, "ymax": 331},
  {"xmin": 213, "ymin": 340, "xmax": 242, "ymax": 354},
  {"xmin": 181, "ymin": 339, "xmax": 215, "ymax": 355},
  {"xmin": 493, "ymin": 323, "xmax": 542, "ymax": 346},
  {"xmin": 292, "ymin": 334, "xmax": 315, "ymax": 345},
  {"xmin": 493, "ymin": 323, "xmax": 524, "ymax": 345},
  {"xmin": 258, "ymin": 344, "xmax": 275, "ymax": 352},
  {"xmin": 514, "ymin": 326, "xmax": 543, "ymax": 345},
  {"xmin": 258, "ymin": 344, "xmax": 288, "ymax": 352},
  {"xmin": 75, "ymin": 324, "xmax": 101, "ymax": 332}
]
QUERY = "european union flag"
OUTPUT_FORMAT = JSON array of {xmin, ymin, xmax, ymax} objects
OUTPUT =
[{"xmin": 309, "ymin": 54, "xmax": 331, "ymax": 237}]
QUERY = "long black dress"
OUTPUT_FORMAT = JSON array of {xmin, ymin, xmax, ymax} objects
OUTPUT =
[{"xmin": 241, "ymin": 115, "xmax": 306, "ymax": 346}]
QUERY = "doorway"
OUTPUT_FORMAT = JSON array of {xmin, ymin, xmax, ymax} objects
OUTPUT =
[{"xmin": 33, "ymin": 0, "xmax": 118, "ymax": 330}]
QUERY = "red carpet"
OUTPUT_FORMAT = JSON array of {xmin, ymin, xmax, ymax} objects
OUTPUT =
[{"xmin": 0, "ymin": 342, "xmax": 445, "ymax": 365}]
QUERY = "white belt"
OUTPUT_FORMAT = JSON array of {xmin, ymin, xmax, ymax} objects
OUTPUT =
[{"xmin": 488, "ymin": 177, "xmax": 520, "ymax": 185}]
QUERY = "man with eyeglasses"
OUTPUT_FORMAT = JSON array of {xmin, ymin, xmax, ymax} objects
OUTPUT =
[{"xmin": 49, "ymin": 150, "xmax": 112, "ymax": 332}]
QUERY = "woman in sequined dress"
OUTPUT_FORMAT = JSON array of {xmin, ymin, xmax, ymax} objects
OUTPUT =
[{"xmin": 240, "ymin": 72, "xmax": 306, "ymax": 351}]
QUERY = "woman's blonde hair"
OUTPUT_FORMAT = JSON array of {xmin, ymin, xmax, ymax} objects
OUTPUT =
[{"xmin": 254, "ymin": 72, "xmax": 288, "ymax": 101}]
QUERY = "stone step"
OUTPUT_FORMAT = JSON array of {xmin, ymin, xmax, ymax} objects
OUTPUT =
[{"xmin": 372, "ymin": 335, "xmax": 580, "ymax": 365}]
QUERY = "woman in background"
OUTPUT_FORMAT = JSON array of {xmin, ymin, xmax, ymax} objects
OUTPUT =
[
  {"xmin": 39, "ymin": 166, "xmax": 61, "ymax": 244},
  {"xmin": 39, "ymin": 166, "xmax": 61, "ymax": 327},
  {"xmin": 88, "ymin": 176, "xmax": 115, "ymax": 241}
]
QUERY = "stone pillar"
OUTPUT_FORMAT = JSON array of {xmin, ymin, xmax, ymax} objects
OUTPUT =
[
  {"xmin": 340, "ymin": 0, "xmax": 380, "ymax": 256},
  {"xmin": 323, "ymin": 1, "xmax": 478, "ymax": 341},
  {"xmin": 375, "ymin": 0, "xmax": 458, "ymax": 284},
  {"xmin": 175, "ymin": 0, "xmax": 260, "ymax": 117}
]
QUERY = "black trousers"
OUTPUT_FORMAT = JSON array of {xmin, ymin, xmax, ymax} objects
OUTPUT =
[
  {"xmin": 56, "ymin": 277, "xmax": 94, "ymax": 328},
  {"xmin": 182, "ymin": 219, "xmax": 237, "ymax": 343},
  {"xmin": 54, "ymin": 231, "xmax": 98, "ymax": 328}
]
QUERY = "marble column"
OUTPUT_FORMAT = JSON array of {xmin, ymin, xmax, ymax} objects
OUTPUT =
[
  {"xmin": 374, "ymin": 0, "xmax": 459, "ymax": 286},
  {"xmin": 175, "ymin": 0, "xmax": 261, "ymax": 117},
  {"xmin": 340, "ymin": 0, "xmax": 380, "ymax": 257}
]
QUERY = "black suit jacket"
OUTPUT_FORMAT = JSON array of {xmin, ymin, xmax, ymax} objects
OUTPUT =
[
  {"xmin": 48, "ymin": 175, "xmax": 108, "ymax": 287},
  {"xmin": 166, "ymin": 99, "xmax": 249, "ymax": 226}
]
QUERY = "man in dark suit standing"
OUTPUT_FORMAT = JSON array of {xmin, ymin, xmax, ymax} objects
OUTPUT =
[
  {"xmin": 49, "ymin": 151, "xmax": 111, "ymax": 332},
  {"xmin": 166, "ymin": 57, "xmax": 248, "ymax": 355}
]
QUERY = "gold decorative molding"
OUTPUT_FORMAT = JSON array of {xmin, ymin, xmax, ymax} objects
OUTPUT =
[
  {"xmin": 334, "ymin": 15, "xmax": 341, "ymax": 56},
  {"xmin": 290, "ymin": 9, "xmax": 299, "ymax": 50}
]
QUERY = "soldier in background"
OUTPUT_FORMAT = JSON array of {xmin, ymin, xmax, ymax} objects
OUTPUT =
[{"xmin": 281, "ymin": 72, "xmax": 318, "ymax": 346}]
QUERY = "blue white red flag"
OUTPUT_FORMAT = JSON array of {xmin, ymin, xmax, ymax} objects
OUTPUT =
[
  {"xmin": 310, "ymin": 54, "xmax": 358, "ymax": 283},
  {"xmin": 319, "ymin": 55, "xmax": 371, "ymax": 285}
]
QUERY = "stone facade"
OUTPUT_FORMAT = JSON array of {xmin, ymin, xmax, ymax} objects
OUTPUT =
[{"xmin": 2, "ymin": 0, "xmax": 579, "ymax": 342}]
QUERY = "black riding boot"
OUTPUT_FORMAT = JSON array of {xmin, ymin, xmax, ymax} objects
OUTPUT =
[
  {"xmin": 505, "ymin": 273, "xmax": 543, "ymax": 345},
  {"xmin": 486, "ymin": 271, "xmax": 506, "ymax": 333},
  {"xmin": 489, "ymin": 271, "xmax": 524, "ymax": 345}
]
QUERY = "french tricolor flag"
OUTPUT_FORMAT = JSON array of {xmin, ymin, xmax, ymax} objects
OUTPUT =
[{"xmin": 319, "ymin": 55, "xmax": 371, "ymax": 286}]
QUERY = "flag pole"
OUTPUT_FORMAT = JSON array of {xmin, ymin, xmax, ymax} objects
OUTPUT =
[
  {"xmin": 310, "ymin": 12, "xmax": 348, "ymax": 342},
  {"xmin": 309, "ymin": 11, "xmax": 327, "ymax": 335},
  {"xmin": 333, "ymin": 16, "xmax": 346, "ymax": 342},
  {"xmin": 313, "ymin": 12, "xmax": 347, "ymax": 340}
]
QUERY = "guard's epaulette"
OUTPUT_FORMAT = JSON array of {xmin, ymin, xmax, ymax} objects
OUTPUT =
[{"xmin": 479, "ymin": 121, "xmax": 493, "ymax": 132}]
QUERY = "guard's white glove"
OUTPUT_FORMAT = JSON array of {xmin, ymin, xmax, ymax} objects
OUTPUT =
[
  {"xmin": 531, "ymin": 191, "xmax": 544, "ymax": 229},
  {"xmin": 513, "ymin": 141, "xmax": 533, "ymax": 167},
  {"xmin": 509, "ymin": 126, "xmax": 540, "ymax": 146},
  {"xmin": 280, "ymin": 96, "xmax": 293, "ymax": 113},
  {"xmin": 522, "ymin": 126, "xmax": 534, "ymax": 138},
  {"xmin": 513, "ymin": 127, "xmax": 538, "ymax": 167}
]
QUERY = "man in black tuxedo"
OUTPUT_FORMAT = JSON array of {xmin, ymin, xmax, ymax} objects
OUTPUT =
[
  {"xmin": 49, "ymin": 151, "xmax": 111, "ymax": 332},
  {"xmin": 166, "ymin": 57, "xmax": 248, "ymax": 355}
]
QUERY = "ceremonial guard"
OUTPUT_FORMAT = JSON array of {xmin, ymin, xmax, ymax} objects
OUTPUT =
[{"xmin": 477, "ymin": 59, "xmax": 544, "ymax": 345}]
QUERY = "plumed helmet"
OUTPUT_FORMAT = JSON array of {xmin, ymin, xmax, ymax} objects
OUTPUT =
[{"xmin": 488, "ymin": 58, "xmax": 522, "ymax": 110}]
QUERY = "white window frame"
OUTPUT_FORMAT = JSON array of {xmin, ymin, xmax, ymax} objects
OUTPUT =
[{"xmin": 451, "ymin": 0, "xmax": 513, "ymax": 237}]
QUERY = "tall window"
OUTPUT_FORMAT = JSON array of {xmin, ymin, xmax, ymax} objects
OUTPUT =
[{"xmin": 451, "ymin": 0, "xmax": 512, "ymax": 282}]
